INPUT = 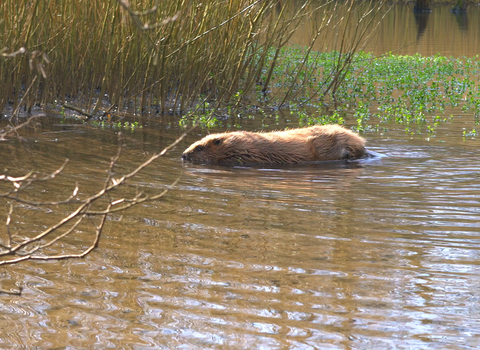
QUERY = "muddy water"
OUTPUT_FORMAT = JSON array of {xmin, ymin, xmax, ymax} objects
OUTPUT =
[
  {"xmin": 2, "ymin": 4, "xmax": 480, "ymax": 349},
  {"xmin": 1, "ymin": 114, "xmax": 480, "ymax": 349},
  {"xmin": 292, "ymin": 3, "xmax": 480, "ymax": 57}
]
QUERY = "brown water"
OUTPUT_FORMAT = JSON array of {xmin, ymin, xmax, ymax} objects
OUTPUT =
[
  {"xmin": 1, "ymin": 114, "xmax": 480, "ymax": 349},
  {"xmin": 2, "ymin": 4, "xmax": 480, "ymax": 349},
  {"xmin": 293, "ymin": 3, "xmax": 480, "ymax": 58}
]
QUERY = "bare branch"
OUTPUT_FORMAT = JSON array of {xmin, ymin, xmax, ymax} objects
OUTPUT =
[
  {"xmin": 0, "ymin": 159, "xmax": 79, "ymax": 206},
  {"xmin": 0, "ymin": 126, "xmax": 192, "ymax": 284},
  {"xmin": 0, "ymin": 114, "xmax": 42, "ymax": 141},
  {"xmin": 62, "ymin": 104, "xmax": 94, "ymax": 119},
  {"xmin": 0, "ymin": 286, "xmax": 22, "ymax": 295},
  {"xmin": 118, "ymin": 0, "xmax": 180, "ymax": 30}
]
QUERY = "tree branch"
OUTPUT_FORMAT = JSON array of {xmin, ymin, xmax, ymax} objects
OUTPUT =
[{"xmin": 0, "ymin": 125, "xmax": 195, "ymax": 294}]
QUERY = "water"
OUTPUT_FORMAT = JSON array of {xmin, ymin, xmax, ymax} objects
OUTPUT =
[
  {"xmin": 293, "ymin": 3, "xmax": 480, "ymax": 57},
  {"xmin": 1, "ymin": 116, "xmax": 479, "ymax": 349},
  {"xmin": 2, "ymin": 4, "xmax": 480, "ymax": 349}
]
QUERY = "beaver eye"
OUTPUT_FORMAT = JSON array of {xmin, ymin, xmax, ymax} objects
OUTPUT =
[
  {"xmin": 213, "ymin": 138, "xmax": 222, "ymax": 146},
  {"xmin": 195, "ymin": 145, "xmax": 204, "ymax": 152}
]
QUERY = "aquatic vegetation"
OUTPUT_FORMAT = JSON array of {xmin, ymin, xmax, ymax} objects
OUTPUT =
[
  {"xmin": 337, "ymin": 53, "xmax": 480, "ymax": 137},
  {"xmin": 1, "ymin": 0, "xmax": 385, "ymax": 119},
  {"xmin": 215, "ymin": 48, "xmax": 480, "ymax": 138},
  {"xmin": 2, "ymin": 0, "xmax": 479, "ymax": 138},
  {"xmin": 90, "ymin": 120, "xmax": 143, "ymax": 132},
  {"xmin": 182, "ymin": 47, "xmax": 480, "ymax": 138}
]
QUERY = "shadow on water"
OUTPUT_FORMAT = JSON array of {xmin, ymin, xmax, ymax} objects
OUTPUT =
[
  {"xmin": 413, "ymin": 12, "xmax": 429, "ymax": 41},
  {"xmin": 291, "ymin": 3, "xmax": 480, "ymax": 57},
  {"xmin": 411, "ymin": 3, "xmax": 473, "ymax": 48},
  {"xmin": 453, "ymin": 11, "xmax": 468, "ymax": 30}
]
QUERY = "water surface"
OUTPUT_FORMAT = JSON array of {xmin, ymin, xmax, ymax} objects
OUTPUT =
[
  {"xmin": 2, "ymin": 4, "xmax": 480, "ymax": 349},
  {"xmin": 292, "ymin": 3, "xmax": 480, "ymax": 57},
  {"xmin": 1, "ymin": 115, "xmax": 480, "ymax": 349}
]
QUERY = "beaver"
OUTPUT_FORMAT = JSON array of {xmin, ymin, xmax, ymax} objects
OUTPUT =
[{"xmin": 181, "ymin": 125, "xmax": 367, "ymax": 165}]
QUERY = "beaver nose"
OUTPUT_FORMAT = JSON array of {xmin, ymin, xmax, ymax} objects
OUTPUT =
[{"xmin": 181, "ymin": 153, "xmax": 187, "ymax": 161}]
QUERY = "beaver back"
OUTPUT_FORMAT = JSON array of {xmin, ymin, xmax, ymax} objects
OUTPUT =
[{"xmin": 181, "ymin": 125, "xmax": 366, "ymax": 165}]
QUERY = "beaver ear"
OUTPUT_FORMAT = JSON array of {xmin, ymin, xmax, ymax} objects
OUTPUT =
[{"xmin": 212, "ymin": 138, "xmax": 223, "ymax": 146}]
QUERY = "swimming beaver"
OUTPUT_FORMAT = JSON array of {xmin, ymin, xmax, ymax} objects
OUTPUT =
[{"xmin": 181, "ymin": 125, "xmax": 367, "ymax": 165}]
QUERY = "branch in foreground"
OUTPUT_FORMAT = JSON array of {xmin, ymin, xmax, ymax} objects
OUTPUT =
[
  {"xmin": 0, "ymin": 128, "xmax": 193, "ymax": 295},
  {"xmin": 0, "ymin": 114, "xmax": 43, "ymax": 141}
]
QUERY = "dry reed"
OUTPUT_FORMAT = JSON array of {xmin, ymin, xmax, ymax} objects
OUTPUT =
[{"xmin": 0, "ymin": 0, "xmax": 387, "ymax": 118}]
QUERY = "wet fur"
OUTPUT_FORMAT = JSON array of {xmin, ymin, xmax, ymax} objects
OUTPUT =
[{"xmin": 182, "ymin": 125, "xmax": 367, "ymax": 165}]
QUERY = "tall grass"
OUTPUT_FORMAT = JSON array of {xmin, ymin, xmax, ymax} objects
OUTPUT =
[{"xmin": 0, "ymin": 0, "xmax": 387, "ymax": 118}]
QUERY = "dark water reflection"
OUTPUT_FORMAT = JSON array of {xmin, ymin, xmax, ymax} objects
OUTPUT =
[
  {"xmin": 1, "ymin": 116, "xmax": 480, "ymax": 349},
  {"xmin": 292, "ymin": 3, "xmax": 480, "ymax": 57}
]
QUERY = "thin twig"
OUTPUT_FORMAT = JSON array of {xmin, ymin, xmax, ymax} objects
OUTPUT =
[
  {"xmin": 62, "ymin": 104, "xmax": 94, "ymax": 119},
  {"xmin": 0, "ymin": 286, "xmax": 22, "ymax": 295},
  {"xmin": 0, "ymin": 115, "xmax": 42, "ymax": 141},
  {"xmin": 0, "ymin": 127, "xmax": 193, "ymax": 271},
  {"xmin": 11, "ymin": 76, "xmax": 38, "ymax": 120}
]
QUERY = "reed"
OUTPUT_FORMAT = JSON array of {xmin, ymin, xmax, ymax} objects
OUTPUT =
[{"xmin": 0, "ymin": 0, "xmax": 386, "ymax": 118}]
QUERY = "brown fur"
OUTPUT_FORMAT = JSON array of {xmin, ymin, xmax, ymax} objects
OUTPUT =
[{"xmin": 181, "ymin": 125, "xmax": 367, "ymax": 165}]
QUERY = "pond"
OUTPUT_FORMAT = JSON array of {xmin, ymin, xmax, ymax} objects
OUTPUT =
[
  {"xmin": 1, "ymin": 3, "xmax": 480, "ymax": 349},
  {"xmin": 292, "ymin": 3, "xmax": 480, "ymax": 57}
]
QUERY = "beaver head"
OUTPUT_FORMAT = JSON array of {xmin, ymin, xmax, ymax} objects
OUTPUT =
[{"xmin": 182, "ymin": 133, "xmax": 231, "ymax": 164}]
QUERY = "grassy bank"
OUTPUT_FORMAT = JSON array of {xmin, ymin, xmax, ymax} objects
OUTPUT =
[
  {"xmin": 1, "ymin": 0, "xmax": 387, "ymax": 118},
  {"xmin": 3, "ymin": 0, "xmax": 478, "ymax": 138},
  {"xmin": 202, "ymin": 48, "xmax": 480, "ymax": 137}
]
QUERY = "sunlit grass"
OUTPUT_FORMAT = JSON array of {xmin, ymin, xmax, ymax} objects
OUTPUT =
[
  {"xmin": 222, "ymin": 49, "xmax": 480, "ymax": 137},
  {"xmin": 334, "ymin": 53, "xmax": 480, "ymax": 136}
]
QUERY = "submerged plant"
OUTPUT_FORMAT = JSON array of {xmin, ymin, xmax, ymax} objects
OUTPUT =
[{"xmin": 265, "ymin": 50, "xmax": 480, "ymax": 136}]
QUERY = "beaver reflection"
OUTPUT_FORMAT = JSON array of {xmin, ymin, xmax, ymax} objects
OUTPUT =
[{"xmin": 182, "ymin": 125, "xmax": 367, "ymax": 165}]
